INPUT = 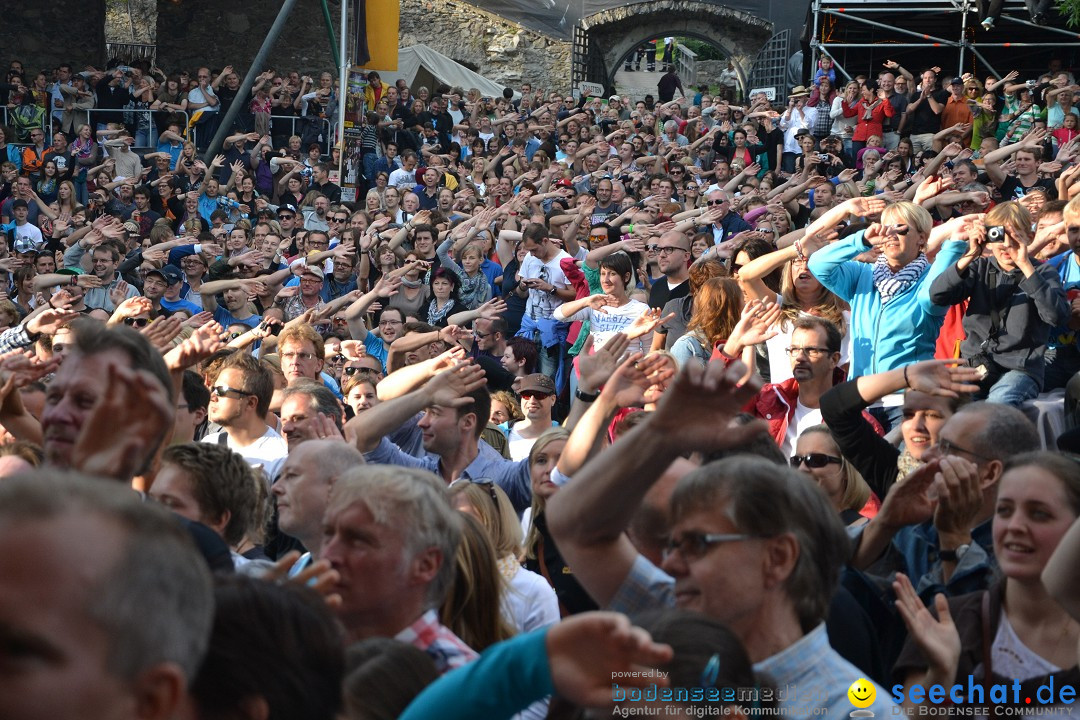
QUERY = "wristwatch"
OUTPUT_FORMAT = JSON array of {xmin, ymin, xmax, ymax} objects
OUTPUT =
[
  {"xmin": 939, "ymin": 543, "xmax": 970, "ymax": 562},
  {"xmin": 575, "ymin": 388, "xmax": 600, "ymax": 403}
]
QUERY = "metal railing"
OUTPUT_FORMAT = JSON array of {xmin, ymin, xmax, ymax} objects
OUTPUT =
[{"xmin": 676, "ymin": 43, "xmax": 698, "ymax": 87}]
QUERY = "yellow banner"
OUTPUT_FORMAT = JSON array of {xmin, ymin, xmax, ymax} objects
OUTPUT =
[{"xmin": 359, "ymin": 0, "xmax": 399, "ymax": 71}]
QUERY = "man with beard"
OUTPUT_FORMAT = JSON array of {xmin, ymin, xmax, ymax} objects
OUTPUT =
[
  {"xmin": 742, "ymin": 317, "xmax": 846, "ymax": 457},
  {"xmin": 646, "ymin": 230, "xmax": 691, "ymax": 310}
]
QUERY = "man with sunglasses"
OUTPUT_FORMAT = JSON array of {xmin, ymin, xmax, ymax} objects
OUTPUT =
[
  {"xmin": 506, "ymin": 374, "xmax": 559, "ymax": 461},
  {"xmin": 646, "ymin": 230, "xmax": 692, "ymax": 310},
  {"xmin": 701, "ymin": 188, "xmax": 751, "ymax": 247},
  {"xmin": 276, "ymin": 202, "xmax": 300, "ymax": 239},
  {"xmin": 201, "ymin": 351, "xmax": 288, "ymax": 482}
]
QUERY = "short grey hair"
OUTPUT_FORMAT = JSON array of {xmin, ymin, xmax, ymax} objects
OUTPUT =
[
  {"xmin": 0, "ymin": 471, "xmax": 214, "ymax": 681},
  {"xmin": 281, "ymin": 380, "xmax": 344, "ymax": 433},
  {"xmin": 328, "ymin": 466, "xmax": 462, "ymax": 609},
  {"xmin": 961, "ymin": 401, "xmax": 1040, "ymax": 461}
]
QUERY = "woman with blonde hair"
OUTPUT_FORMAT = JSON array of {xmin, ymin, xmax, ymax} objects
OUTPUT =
[
  {"xmin": 792, "ymin": 425, "xmax": 873, "ymax": 527},
  {"xmin": 448, "ymin": 481, "xmax": 559, "ymax": 635},
  {"xmin": 521, "ymin": 428, "xmax": 598, "ymax": 617},
  {"xmin": 439, "ymin": 513, "xmax": 515, "ymax": 653},
  {"xmin": 808, "ymin": 197, "xmax": 967, "ymax": 427}
]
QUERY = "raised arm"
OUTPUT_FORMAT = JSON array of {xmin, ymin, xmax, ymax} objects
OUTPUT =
[{"xmin": 547, "ymin": 358, "xmax": 764, "ymax": 606}]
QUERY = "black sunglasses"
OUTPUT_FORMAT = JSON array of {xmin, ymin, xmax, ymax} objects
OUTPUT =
[
  {"xmin": 707, "ymin": 199, "xmax": 728, "ymax": 206},
  {"xmin": 123, "ymin": 317, "xmax": 150, "ymax": 328},
  {"xmin": 789, "ymin": 453, "xmax": 843, "ymax": 469}
]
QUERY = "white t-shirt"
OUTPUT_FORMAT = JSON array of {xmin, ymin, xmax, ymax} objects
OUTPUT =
[
  {"xmin": 555, "ymin": 297, "xmax": 650, "ymax": 353},
  {"xmin": 388, "ymin": 167, "xmax": 417, "ymax": 188},
  {"xmin": 506, "ymin": 426, "xmax": 537, "ymax": 462},
  {"xmin": 201, "ymin": 425, "xmax": 288, "ymax": 482},
  {"xmin": 12, "ymin": 222, "xmax": 43, "ymax": 250},
  {"xmin": 519, "ymin": 250, "xmax": 572, "ymax": 321},
  {"xmin": 783, "ymin": 399, "xmax": 823, "ymax": 458}
]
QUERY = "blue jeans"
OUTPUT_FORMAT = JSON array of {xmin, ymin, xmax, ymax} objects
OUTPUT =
[{"xmin": 985, "ymin": 369, "xmax": 1040, "ymax": 407}]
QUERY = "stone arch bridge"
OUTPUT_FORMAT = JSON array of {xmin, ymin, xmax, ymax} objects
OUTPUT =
[{"xmin": 574, "ymin": 0, "xmax": 773, "ymax": 96}]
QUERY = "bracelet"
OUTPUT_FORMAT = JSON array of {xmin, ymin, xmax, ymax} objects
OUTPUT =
[
  {"xmin": 627, "ymin": 223, "xmax": 634, "ymax": 234},
  {"xmin": 575, "ymin": 387, "xmax": 600, "ymax": 403},
  {"xmin": 794, "ymin": 239, "xmax": 807, "ymax": 262},
  {"xmin": 903, "ymin": 365, "xmax": 910, "ymax": 388}
]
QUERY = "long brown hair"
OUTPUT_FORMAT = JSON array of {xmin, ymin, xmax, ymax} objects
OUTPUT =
[{"xmin": 686, "ymin": 277, "xmax": 743, "ymax": 349}]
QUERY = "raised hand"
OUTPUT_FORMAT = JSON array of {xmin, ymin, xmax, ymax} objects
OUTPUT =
[
  {"xmin": 141, "ymin": 315, "xmax": 184, "ymax": 351},
  {"xmin": 109, "ymin": 296, "xmax": 153, "ymax": 323},
  {"xmin": 624, "ymin": 307, "xmax": 674, "ymax": 340},
  {"xmin": 425, "ymin": 360, "xmax": 487, "ymax": 408},
  {"xmin": 601, "ymin": 350, "xmax": 677, "ymax": 409},
  {"xmin": 892, "ymin": 573, "xmax": 961, "ymax": 681},
  {"xmin": 25, "ymin": 308, "xmax": 80, "ymax": 336},
  {"xmin": 725, "ymin": 299, "xmax": 782, "ymax": 353},
  {"xmin": 647, "ymin": 358, "xmax": 768, "ymax": 455},
  {"xmin": 545, "ymin": 612, "xmax": 673, "ymax": 709},
  {"xmin": 576, "ymin": 333, "xmax": 630, "ymax": 394},
  {"xmin": 69, "ymin": 361, "xmax": 174, "ymax": 482},
  {"xmin": 163, "ymin": 321, "xmax": 226, "ymax": 371}
]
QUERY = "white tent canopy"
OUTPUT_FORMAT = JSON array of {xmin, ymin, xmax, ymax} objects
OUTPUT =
[{"xmin": 375, "ymin": 45, "xmax": 511, "ymax": 100}]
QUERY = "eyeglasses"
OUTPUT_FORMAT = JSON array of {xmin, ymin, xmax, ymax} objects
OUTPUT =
[
  {"xmin": 225, "ymin": 331, "xmax": 243, "ymax": 340},
  {"xmin": 520, "ymin": 391, "xmax": 552, "ymax": 399},
  {"xmin": 343, "ymin": 366, "xmax": 365, "ymax": 376},
  {"xmin": 330, "ymin": 217, "xmax": 348, "ymax": 223},
  {"xmin": 937, "ymin": 438, "xmax": 992, "ymax": 463},
  {"xmin": 211, "ymin": 384, "xmax": 255, "ymax": 399},
  {"xmin": 663, "ymin": 532, "xmax": 761, "ymax": 561},
  {"xmin": 647, "ymin": 245, "xmax": 689, "ymax": 255},
  {"xmin": 789, "ymin": 453, "xmax": 843, "ymax": 469},
  {"xmin": 328, "ymin": 353, "xmax": 347, "ymax": 364},
  {"xmin": 707, "ymin": 199, "xmax": 728, "ymax": 206},
  {"xmin": 785, "ymin": 346, "xmax": 831, "ymax": 359},
  {"xmin": 123, "ymin": 317, "xmax": 150, "ymax": 327},
  {"xmin": 280, "ymin": 351, "xmax": 316, "ymax": 362},
  {"xmin": 474, "ymin": 330, "xmax": 492, "ymax": 339},
  {"xmin": 379, "ymin": 319, "xmax": 402, "ymax": 326},
  {"xmin": 670, "ymin": 168, "xmax": 684, "ymax": 174}
]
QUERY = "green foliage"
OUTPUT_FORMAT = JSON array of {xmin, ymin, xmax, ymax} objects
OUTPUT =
[
  {"xmin": 1059, "ymin": 0, "xmax": 1080, "ymax": 27},
  {"xmin": 675, "ymin": 38, "xmax": 727, "ymax": 61}
]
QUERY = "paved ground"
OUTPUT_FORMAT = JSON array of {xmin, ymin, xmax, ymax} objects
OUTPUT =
[{"xmin": 612, "ymin": 68, "xmax": 665, "ymax": 103}]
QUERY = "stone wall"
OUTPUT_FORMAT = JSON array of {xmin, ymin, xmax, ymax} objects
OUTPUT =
[
  {"xmin": 399, "ymin": 0, "xmax": 572, "ymax": 92},
  {"xmin": 695, "ymin": 60, "xmax": 730, "ymax": 88},
  {"xmin": 1, "ymin": 2, "xmax": 106, "ymax": 72}
]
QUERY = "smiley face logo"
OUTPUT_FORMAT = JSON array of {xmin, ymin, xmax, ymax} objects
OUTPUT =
[{"xmin": 848, "ymin": 678, "xmax": 876, "ymax": 709}]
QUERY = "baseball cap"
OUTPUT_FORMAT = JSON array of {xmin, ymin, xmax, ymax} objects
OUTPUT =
[
  {"xmin": 609, "ymin": 95, "xmax": 622, "ymax": 102},
  {"xmin": 555, "ymin": 178, "xmax": 574, "ymax": 188},
  {"xmin": 518, "ymin": 373, "xmax": 556, "ymax": 396},
  {"xmin": 949, "ymin": 77, "xmax": 963, "ymax": 86},
  {"xmin": 13, "ymin": 237, "xmax": 38, "ymax": 254},
  {"xmin": 56, "ymin": 267, "xmax": 84, "ymax": 276},
  {"xmin": 10, "ymin": 199, "xmax": 27, "ymax": 210},
  {"xmin": 278, "ymin": 202, "xmax": 299, "ymax": 216},
  {"xmin": 148, "ymin": 264, "xmax": 184, "ymax": 285},
  {"xmin": 302, "ymin": 265, "xmax": 325, "ymax": 280}
]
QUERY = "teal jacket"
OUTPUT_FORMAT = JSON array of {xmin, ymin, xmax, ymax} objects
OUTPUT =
[
  {"xmin": 401, "ymin": 628, "xmax": 552, "ymax": 720},
  {"xmin": 808, "ymin": 231, "xmax": 965, "ymax": 378}
]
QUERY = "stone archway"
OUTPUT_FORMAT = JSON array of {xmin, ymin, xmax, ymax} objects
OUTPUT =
[{"xmin": 577, "ymin": 0, "xmax": 773, "ymax": 95}]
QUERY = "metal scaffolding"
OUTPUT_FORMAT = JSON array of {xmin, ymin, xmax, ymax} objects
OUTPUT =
[{"xmin": 806, "ymin": 0, "xmax": 1080, "ymax": 83}]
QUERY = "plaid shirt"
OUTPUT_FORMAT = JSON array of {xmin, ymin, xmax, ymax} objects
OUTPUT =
[
  {"xmin": 395, "ymin": 609, "xmax": 478, "ymax": 675},
  {"xmin": 0, "ymin": 325, "xmax": 34, "ymax": 355}
]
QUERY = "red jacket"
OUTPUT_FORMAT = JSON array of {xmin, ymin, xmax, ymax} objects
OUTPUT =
[
  {"xmin": 842, "ymin": 97, "xmax": 896, "ymax": 142},
  {"xmin": 743, "ymin": 368, "xmax": 884, "ymax": 448}
]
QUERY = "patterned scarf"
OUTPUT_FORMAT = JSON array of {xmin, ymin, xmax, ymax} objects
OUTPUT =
[{"xmin": 872, "ymin": 253, "xmax": 929, "ymax": 304}]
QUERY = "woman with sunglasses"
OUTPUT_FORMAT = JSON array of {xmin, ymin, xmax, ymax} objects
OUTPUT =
[
  {"xmin": 807, "ymin": 198, "xmax": 968, "ymax": 428},
  {"xmin": 893, "ymin": 451, "xmax": 1080, "ymax": 715},
  {"xmin": 791, "ymin": 425, "xmax": 874, "ymax": 528}
]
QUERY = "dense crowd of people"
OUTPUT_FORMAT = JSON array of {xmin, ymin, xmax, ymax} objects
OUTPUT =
[{"xmin": 1, "ymin": 49, "xmax": 1080, "ymax": 720}]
